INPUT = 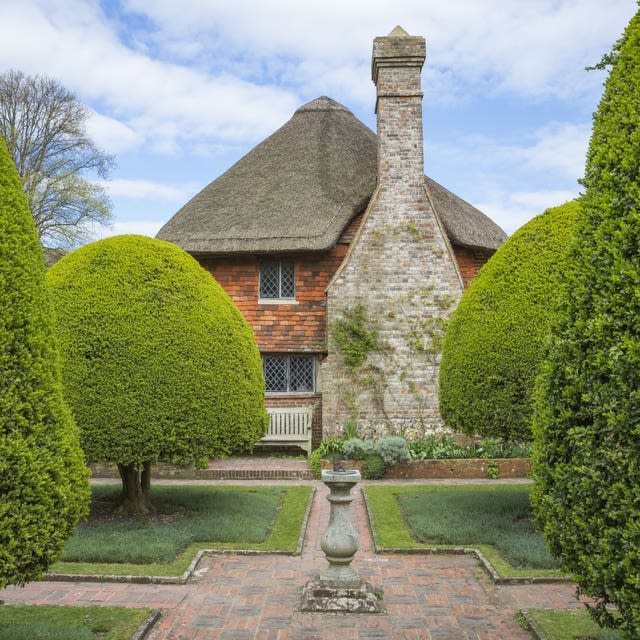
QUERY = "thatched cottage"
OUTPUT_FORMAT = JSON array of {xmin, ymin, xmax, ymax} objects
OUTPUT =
[{"xmin": 157, "ymin": 27, "xmax": 506, "ymax": 447}]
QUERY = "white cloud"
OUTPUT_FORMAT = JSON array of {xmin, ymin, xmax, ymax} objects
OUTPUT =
[
  {"xmin": 0, "ymin": 0, "xmax": 300, "ymax": 153},
  {"xmin": 427, "ymin": 118, "xmax": 590, "ymax": 234},
  {"xmin": 123, "ymin": 0, "xmax": 634, "ymax": 103},
  {"xmin": 85, "ymin": 110, "xmax": 142, "ymax": 154},
  {"xmin": 477, "ymin": 189, "xmax": 579, "ymax": 235},
  {"xmin": 100, "ymin": 179, "xmax": 194, "ymax": 202},
  {"xmin": 94, "ymin": 220, "xmax": 164, "ymax": 239},
  {"xmin": 428, "ymin": 118, "xmax": 591, "ymax": 200},
  {"xmin": 519, "ymin": 122, "xmax": 591, "ymax": 180}
]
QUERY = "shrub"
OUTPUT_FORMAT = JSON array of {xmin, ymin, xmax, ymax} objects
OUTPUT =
[
  {"xmin": 408, "ymin": 434, "xmax": 467, "ymax": 459},
  {"xmin": 47, "ymin": 235, "xmax": 267, "ymax": 513},
  {"xmin": 440, "ymin": 200, "xmax": 580, "ymax": 441},
  {"xmin": 308, "ymin": 437, "xmax": 345, "ymax": 478},
  {"xmin": 377, "ymin": 436, "xmax": 411, "ymax": 466},
  {"xmin": 361, "ymin": 453, "xmax": 386, "ymax": 480},
  {"xmin": 342, "ymin": 437, "xmax": 376, "ymax": 460},
  {"xmin": 407, "ymin": 435, "xmax": 531, "ymax": 460},
  {"xmin": 341, "ymin": 419, "xmax": 358, "ymax": 440},
  {"xmin": 475, "ymin": 438, "xmax": 531, "ymax": 459},
  {"xmin": 532, "ymin": 11, "xmax": 640, "ymax": 637},
  {"xmin": 308, "ymin": 447, "xmax": 323, "ymax": 479},
  {"xmin": 0, "ymin": 140, "xmax": 89, "ymax": 588}
]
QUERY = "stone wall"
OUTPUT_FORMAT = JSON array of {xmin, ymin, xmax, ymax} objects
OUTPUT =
[{"xmin": 322, "ymin": 30, "xmax": 464, "ymax": 439}]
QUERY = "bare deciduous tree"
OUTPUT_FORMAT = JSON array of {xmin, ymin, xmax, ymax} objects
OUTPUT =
[{"xmin": 0, "ymin": 70, "xmax": 114, "ymax": 248}]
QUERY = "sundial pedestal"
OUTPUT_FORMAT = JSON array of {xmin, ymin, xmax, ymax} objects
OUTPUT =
[{"xmin": 300, "ymin": 470, "xmax": 383, "ymax": 613}]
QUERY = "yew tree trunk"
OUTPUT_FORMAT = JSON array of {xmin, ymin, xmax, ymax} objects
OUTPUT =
[{"xmin": 116, "ymin": 462, "xmax": 154, "ymax": 514}]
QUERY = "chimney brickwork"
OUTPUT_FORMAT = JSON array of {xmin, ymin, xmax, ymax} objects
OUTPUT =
[
  {"xmin": 372, "ymin": 32, "xmax": 426, "ymax": 187},
  {"xmin": 321, "ymin": 28, "xmax": 463, "ymax": 440}
]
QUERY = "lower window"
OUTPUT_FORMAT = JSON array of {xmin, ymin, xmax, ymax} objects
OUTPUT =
[{"xmin": 262, "ymin": 354, "xmax": 315, "ymax": 393}]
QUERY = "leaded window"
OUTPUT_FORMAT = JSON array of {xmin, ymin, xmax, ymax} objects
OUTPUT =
[
  {"xmin": 262, "ymin": 354, "xmax": 314, "ymax": 393},
  {"xmin": 259, "ymin": 260, "xmax": 295, "ymax": 299}
]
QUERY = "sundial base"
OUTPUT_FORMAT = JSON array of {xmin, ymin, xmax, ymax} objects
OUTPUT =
[{"xmin": 300, "ymin": 578, "xmax": 383, "ymax": 613}]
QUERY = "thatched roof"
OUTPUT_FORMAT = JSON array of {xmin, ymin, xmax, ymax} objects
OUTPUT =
[
  {"xmin": 157, "ymin": 96, "xmax": 505, "ymax": 253},
  {"xmin": 424, "ymin": 176, "xmax": 505, "ymax": 250}
]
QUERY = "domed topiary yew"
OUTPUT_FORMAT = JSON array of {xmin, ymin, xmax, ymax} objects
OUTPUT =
[
  {"xmin": 439, "ymin": 200, "xmax": 579, "ymax": 441},
  {"xmin": 532, "ymin": 11, "xmax": 640, "ymax": 637},
  {"xmin": 47, "ymin": 235, "xmax": 268, "ymax": 513},
  {"xmin": 0, "ymin": 140, "xmax": 89, "ymax": 588}
]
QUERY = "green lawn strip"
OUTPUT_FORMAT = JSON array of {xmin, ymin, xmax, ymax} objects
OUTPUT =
[
  {"xmin": 522, "ymin": 608, "xmax": 621, "ymax": 640},
  {"xmin": 0, "ymin": 604, "xmax": 151, "ymax": 640},
  {"xmin": 50, "ymin": 485, "xmax": 311, "ymax": 577},
  {"xmin": 364, "ymin": 484, "xmax": 565, "ymax": 579},
  {"xmin": 477, "ymin": 544, "xmax": 563, "ymax": 579}
]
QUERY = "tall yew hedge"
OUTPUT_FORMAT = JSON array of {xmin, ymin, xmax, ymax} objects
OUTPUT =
[
  {"xmin": 47, "ymin": 235, "xmax": 268, "ymax": 513},
  {"xmin": 532, "ymin": 10, "xmax": 640, "ymax": 637},
  {"xmin": 0, "ymin": 140, "xmax": 89, "ymax": 588},
  {"xmin": 439, "ymin": 200, "xmax": 579, "ymax": 441}
]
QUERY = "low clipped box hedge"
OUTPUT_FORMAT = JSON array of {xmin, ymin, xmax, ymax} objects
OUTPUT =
[
  {"xmin": 440, "ymin": 200, "xmax": 579, "ymax": 441},
  {"xmin": 47, "ymin": 235, "xmax": 268, "ymax": 509}
]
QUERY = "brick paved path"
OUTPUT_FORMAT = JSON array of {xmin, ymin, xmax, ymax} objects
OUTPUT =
[{"xmin": 1, "ymin": 480, "xmax": 585, "ymax": 639}]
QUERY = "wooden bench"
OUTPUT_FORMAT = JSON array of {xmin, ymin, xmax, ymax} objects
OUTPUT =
[{"xmin": 258, "ymin": 407, "xmax": 314, "ymax": 457}]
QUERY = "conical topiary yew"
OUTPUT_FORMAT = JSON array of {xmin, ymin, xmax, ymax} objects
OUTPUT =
[
  {"xmin": 0, "ymin": 139, "xmax": 90, "ymax": 589},
  {"xmin": 532, "ymin": 10, "xmax": 640, "ymax": 637}
]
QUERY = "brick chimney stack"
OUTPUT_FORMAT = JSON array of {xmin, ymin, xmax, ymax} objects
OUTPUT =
[
  {"xmin": 323, "ymin": 27, "xmax": 463, "ymax": 439},
  {"xmin": 372, "ymin": 26, "xmax": 426, "ymax": 188}
]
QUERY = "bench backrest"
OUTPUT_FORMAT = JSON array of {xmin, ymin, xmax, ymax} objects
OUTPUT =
[{"xmin": 266, "ymin": 407, "xmax": 313, "ymax": 437}]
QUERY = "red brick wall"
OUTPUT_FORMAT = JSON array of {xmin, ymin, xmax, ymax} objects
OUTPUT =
[
  {"xmin": 454, "ymin": 246, "xmax": 495, "ymax": 289},
  {"xmin": 197, "ymin": 213, "xmax": 363, "ymax": 353}
]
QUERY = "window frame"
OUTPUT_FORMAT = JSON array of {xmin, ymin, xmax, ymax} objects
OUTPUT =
[
  {"xmin": 259, "ymin": 259, "xmax": 296, "ymax": 301},
  {"xmin": 262, "ymin": 353, "xmax": 316, "ymax": 394}
]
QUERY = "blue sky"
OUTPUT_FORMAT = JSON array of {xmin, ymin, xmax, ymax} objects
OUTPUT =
[{"xmin": 1, "ymin": 0, "xmax": 636, "ymax": 243}]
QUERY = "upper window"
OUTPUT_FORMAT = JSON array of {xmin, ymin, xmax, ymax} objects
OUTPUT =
[
  {"xmin": 260, "ymin": 260, "xmax": 295, "ymax": 299},
  {"xmin": 262, "ymin": 354, "xmax": 314, "ymax": 393}
]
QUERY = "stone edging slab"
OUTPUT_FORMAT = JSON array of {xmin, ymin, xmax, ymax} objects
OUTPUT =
[
  {"xmin": 360, "ymin": 487, "xmax": 571, "ymax": 585},
  {"xmin": 130, "ymin": 609, "xmax": 161, "ymax": 640},
  {"xmin": 517, "ymin": 609, "xmax": 547, "ymax": 639},
  {"xmin": 43, "ymin": 487, "xmax": 316, "ymax": 585},
  {"xmin": 296, "ymin": 485, "xmax": 315, "ymax": 554}
]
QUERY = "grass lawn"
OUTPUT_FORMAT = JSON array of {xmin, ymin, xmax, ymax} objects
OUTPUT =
[
  {"xmin": 523, "ymin": 609, "xmax": 621, "ymax": 639},
  {"xmin": 365, "ymin": 484, "xmax": 564, "ymax": 578},
  {"xmin": 50, "ymin": 484, "xmax": 311, "ymax": 577},
  {"xmin": 0, "ymin": 604, "xmax": 151, "ymax": 640}
]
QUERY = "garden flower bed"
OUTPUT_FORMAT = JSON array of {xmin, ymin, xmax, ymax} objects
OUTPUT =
[{"xmin": 320, "ymin": 457, "xmax": 530, "ymax": 479}]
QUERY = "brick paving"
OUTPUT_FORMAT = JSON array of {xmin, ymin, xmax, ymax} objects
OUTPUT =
[{"xmin": 0, "ymin": 478, "xmax": 587, "ymax": 639}]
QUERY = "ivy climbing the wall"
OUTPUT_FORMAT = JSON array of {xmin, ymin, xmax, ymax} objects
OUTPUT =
[
  {"xmin": 331, "ymin": 304, "xmax": 383, "ymax": 372},
  {"xmin": 330, "ymin": 284, "xmax": 455, "ymax": 439}
]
